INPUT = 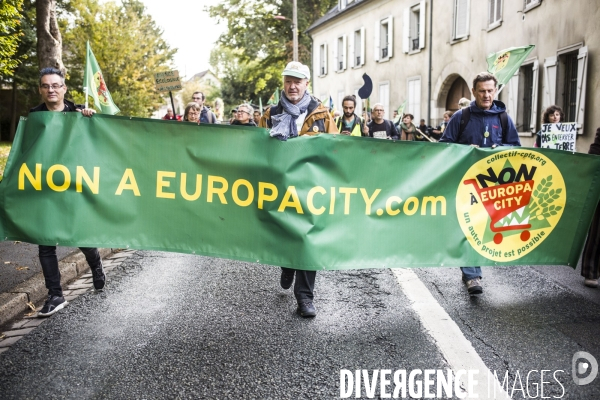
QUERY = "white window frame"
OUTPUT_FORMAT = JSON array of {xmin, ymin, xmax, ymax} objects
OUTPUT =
[
  {"xmin": 318, "ymin": 43, "xmax": 328, "ymax": 77},
  {"xmin": 524, "ymin": 0, "xmax": 542, "ymax": 12},
  {"xmin": 403, "ymin": 2, "xmax": 426, "ymax": 54},
  {"xmin": 379, "ymin": 82, "xmax": 390, "ymax": 120},
  {"xmin": 407, "ymin": 76, "xmax": 421, "ymax": 122},
  {"xmin": 452, "ymin": 0, "xmax": 470, "ymax": 42},
  {"xmin": 506, "ymin": 61, "xmax": 539, "ymax": 136},
  {"xmin": 334, "ymin": 35, "xmax": 347, "ymax": 73},
  {"xmin": 544, "ymin": 45, "xmax": 587, "ymax": 134},
  {"xmin": 339, "ymin": 0, "xmax": 348, "ymax": 11},
  {"xmin": 349, "ymin": 27, "xmax": 365, "ymax": 68},
  {"xmin": 488, "ymin": 0, "xmax": 502, "ymax": 30},
  {"xmin": 354, "ymin": 89, "xmax": 363, "ymax": 115},
  {"xmin": 374, "ymin": 16, "xmax": 393, "ymax": 62}
]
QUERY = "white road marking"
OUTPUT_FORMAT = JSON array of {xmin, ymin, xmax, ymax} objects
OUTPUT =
[{"xmin": 392, "ymin": 268, "xmax": 511, "ymax": 399}]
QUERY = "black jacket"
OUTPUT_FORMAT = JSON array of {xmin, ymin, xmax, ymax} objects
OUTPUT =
[{"xmin": 29, "ymin": 99, "xmax": 81, "ymax": 113}]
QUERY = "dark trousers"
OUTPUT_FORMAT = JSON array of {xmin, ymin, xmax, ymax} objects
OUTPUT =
[
  {"xmin": 39, "ymin": 245, "xmax": 101, "ymax": 297},
  {"xmin": 582, "ymin": 202, "xmax": 600, "ymax": 280},
  {"xmin": 281, "ymin": 267, "xmax": 316, "ymax": 303}
]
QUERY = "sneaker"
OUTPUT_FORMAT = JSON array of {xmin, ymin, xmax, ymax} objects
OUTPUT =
[
  {"xmin": 280, "ymin": 270, "xmax": 294, "ymax": 290},
  {"xmin": 297, "ymin": 301, "xmax": 317, "ymax": 317},
  {"xmin": 38, "ymin": 295, "xmax": 68, "ymax": 317},
  {"xmin": 91, "ymin": 261, "xmax": 106, "ymax": 291},
  {"xmin": 465, "ymin": 278, "xmax": 483, "ymax": 295},
  {"xmin": 584, "ymin": 278, "xmax": 599, "ymax": 288}
]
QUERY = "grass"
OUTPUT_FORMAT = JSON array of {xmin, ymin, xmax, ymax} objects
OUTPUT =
[{"xmin": 0, "ymin": 141, "xmax": 12, "ymax": 181}]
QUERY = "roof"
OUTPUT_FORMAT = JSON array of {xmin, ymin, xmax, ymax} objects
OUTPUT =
[{"xmin": 306, "ymin": 0, "xmax": 370, "ymax": 33}]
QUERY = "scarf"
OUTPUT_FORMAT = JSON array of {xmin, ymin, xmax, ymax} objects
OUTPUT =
[{"xmin": 270, "ymin": 91, "xmax": 312, "ymax": 141}]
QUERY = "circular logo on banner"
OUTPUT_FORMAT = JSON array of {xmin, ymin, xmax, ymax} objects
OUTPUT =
[
  {"xmin": 456, "ymin": 149, "xmax": 566, "ymax": 262},
  {"xmin": 493, "ymin": 52, "xmax": 510, "ymax": 72}
]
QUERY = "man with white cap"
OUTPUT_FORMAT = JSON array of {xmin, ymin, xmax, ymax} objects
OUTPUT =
[{"xmin": 260, "ymin": 61, "xmax": 337, "ymax": 317}]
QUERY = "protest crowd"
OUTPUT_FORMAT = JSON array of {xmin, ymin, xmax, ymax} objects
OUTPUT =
[{"xmin": 25, "ymin": 59, "xmax": 600, "ymax": 319}]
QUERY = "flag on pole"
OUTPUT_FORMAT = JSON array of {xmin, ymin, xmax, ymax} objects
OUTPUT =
[
  {"xmin": 394, "ymin": 100, "xmax": 407, "ymax": 124},
  {"xmin": 267, "ymin": 88, "xmax": 280, "ymax": 105},
  {"xmin": 486, "ymin": 45, "xmax": 535, "ymax": 87},
  {"xmin": 259, "ymin": 97, "xmax": 263, "ymax": 114},
  {"xmin": 328, "ymin": 96, "xmax": 335, "ymax": 116},
  {"xmin": 84, "ymin": 41, "xmax": 120, "ymax": 115}
]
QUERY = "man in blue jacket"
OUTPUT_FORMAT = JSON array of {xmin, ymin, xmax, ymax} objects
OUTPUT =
[{"xmin": 440, "ymin": 72, "xmax": 520, "ymax": 295}]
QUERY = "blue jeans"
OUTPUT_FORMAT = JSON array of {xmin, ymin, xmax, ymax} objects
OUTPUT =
[{"xmin": 461, "ymin": 267, "xmax": 482, "ymax": 281}]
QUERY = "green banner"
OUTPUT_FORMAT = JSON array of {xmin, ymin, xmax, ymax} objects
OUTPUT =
[{"xmin": 1, "ymin": 112, "xmax": 599, "ymax": 270}]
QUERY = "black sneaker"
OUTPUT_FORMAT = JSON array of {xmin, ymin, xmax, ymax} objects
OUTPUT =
[
  {"xmin": 91, "ymin": 261, "xmax": 106, "ymax": 291},
  {"xmin": 280, "ymin": 270, "xmax": 294, "ymax": 290},
  {"xmin": 297, "ymin": 301, "xmax": 317, "ymax": 317},
  {"xmin": 465, "ymin": 278, "xmax": 483, "ymax": 295},
  {"xmin": 38, "ymin": 295, "xmax": 68, "ymax": 317}
]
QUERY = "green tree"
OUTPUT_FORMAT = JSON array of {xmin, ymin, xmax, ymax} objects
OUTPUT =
[
  {"xmin": 0, "ymin": 0, "xmax": 24, "ymax": 78},
  {"xmin": 208, "ymin": 0, "xmax": 336, "ymax": 107},
  {"xmin": 62, "ymin": 0, "xmax": 176, "ymax": 117}
]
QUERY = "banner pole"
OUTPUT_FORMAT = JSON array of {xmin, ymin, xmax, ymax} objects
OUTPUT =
[{"xmin": 169, "ymin": 91, "xmax": 176, "ymax": 115}]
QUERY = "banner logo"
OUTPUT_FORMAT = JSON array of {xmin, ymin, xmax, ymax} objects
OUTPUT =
[
  {"xmin": 457, "ymin": 150, "xmax": 566, "ymax": 261},
  {"xmin": 94, "ymin": 71, "xmax": 110, "ymax": 106},
  {"xmin": 492, "ymin": 51, "xmax": 510, "ymax": 72}
]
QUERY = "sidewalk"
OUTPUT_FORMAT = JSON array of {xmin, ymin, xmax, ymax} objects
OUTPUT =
[{"xmin": 0, "ymin": 241, "xmax": 113, "ymax": 327}]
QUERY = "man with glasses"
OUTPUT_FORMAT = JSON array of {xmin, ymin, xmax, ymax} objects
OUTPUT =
[
  {"xmin": 367, "ymin": 103, "xmax": 399, "ymax": 140},
  {"xmin": 191, "ymin": 91, "xmax": 217, "ymax": 124},
  {"xmin": 29, "ymin": 67, "xmax": 106, "ymax": 317},
  {"xmin": 231, "ymin": 104, "xmax": 257, "ymax": 126}
]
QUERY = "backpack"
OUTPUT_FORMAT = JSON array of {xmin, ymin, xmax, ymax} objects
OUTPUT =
[
  {"xmin": 335, "ymin": 115, "xmax": 365, "ymax": 136},
  {"xmin": 458, "ymin": 107, "xmax": 508, "ymax": 139}
]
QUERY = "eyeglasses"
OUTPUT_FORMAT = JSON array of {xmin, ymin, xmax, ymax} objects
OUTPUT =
[
  {"xmin": 236, "ymin": 110, "xmax": 249, "ymax": 115},
  {"xmin": 373, "ymin": 109, "xmax": 384, "ymax": 112},
  {"xmin": 188, "ymin": 110, "xmax": 200, "ymax": 115},
  {"xmin": 40, "ymin": 84, "xmax": 64, "ymax": 90}
]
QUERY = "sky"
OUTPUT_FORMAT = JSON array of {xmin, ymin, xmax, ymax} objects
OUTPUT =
[{"xmin": 137, "ymin": 0, "xmax": 225, "ymax": 79}]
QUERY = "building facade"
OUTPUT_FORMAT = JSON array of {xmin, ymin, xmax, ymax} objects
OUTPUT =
[{"xmin": 307, "ymin": 0, "xmax": 597, "ymax": 150}]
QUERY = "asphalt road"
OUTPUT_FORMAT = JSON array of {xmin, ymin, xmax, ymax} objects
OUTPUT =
[{"xmin": 1, "ymin": 251, "xmax": 599, "ymax": 399}]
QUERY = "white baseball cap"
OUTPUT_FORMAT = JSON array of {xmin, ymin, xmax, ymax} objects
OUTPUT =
[{"xmin": 282, "ymin": 61, "xmax": 311, "ymax": 80}]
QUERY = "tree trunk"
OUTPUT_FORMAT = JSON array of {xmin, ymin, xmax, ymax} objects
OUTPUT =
[
  {"xmin": 36, "ymin": 0, "xmax": 64, "ymax": 73},
  {"xmin": 10, "ymin": 79, "xmax": 18, "ymax": 141}
]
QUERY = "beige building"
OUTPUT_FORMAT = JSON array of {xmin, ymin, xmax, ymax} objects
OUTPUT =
[{"xmin": 307, "ymin": 0, "xmax": 597, "ymax": 150}]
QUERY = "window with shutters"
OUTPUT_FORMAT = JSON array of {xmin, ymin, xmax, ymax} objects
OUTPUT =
[
  {"xmin": 319, "ymin": 44, "xmax": 327, "ymax": 76},
  {"xmin": 404, "ymin": 2, "xmax": 426, "ymax": 54},
  {"xmin": 381, "ymin": 22, "xmax": 389, "ymax": 59},
  {"xmin": 452, "ymin": 0, "xmax": 470, "ymax": 41},
  {"xmin": 351, "ymin": 28, "xmax": 365, "ymax": 68},
  {"xmin": 505, "ymin": 61, "xmax": 539, "ymax": 135},
  {"xmin": 544, "ymin": 45, "xmax": 587, "ymax": 133},
  {"xmin": 488, "ymin": 0, "xmax": 502, "ymax": 28},
  {"xmin": 524, "ymin": 0, "xmax": 541, "ymax": 12},
  {"xmin": 375, "ymin": 17, "xmax": 393, "ymax": 62},
  {"xmin": 334, "ymin": 35, "xmax": 347, "ymax": 72},
  {"xmin": 407, "ymin": 77, "xmax": 421, "ymax": 121}
]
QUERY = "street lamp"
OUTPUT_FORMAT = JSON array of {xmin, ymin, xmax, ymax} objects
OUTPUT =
[{"xmin": 273, "ymin": 0, "xmax": 298, "ymax": 61}]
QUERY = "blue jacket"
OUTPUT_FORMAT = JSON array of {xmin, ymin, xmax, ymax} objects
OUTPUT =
[{"xmin": 440, "ymin": 100, "xmax": 520, "ymax": 147}]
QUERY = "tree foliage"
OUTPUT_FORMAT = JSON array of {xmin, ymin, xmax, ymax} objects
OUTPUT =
[
  {"xmin": 208, "ymin": 0, "xmax": 337, "ymax": 107},
  {"xmin": 0, "ymin": 0, "xmax": 24, "ymax": 79},
  {"xmin": 62, "ymin": 0, "xmax": 176, "ymax": 117}
]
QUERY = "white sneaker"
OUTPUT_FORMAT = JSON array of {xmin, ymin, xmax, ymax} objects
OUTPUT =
[{"xmin": 584, "ymin": 279, "xmax": 599, "ymax": 288}]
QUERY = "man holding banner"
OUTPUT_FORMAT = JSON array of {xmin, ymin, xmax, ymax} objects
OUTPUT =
[
  {"xmin": 440, "ymin": 72, "xmax": 520, "ymax": 295},
  {"xmin": 259, "ymin": 61, "xmax": 336, "ymax": 317},
  {"xmin": 30, "ymin": 67, "xmax": 106, "ymax": 316}
]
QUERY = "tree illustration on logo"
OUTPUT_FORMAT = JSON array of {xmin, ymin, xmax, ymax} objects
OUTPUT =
[{"xmin": 528, "ymin": 176, "xmax": 563, "ymax": 220}]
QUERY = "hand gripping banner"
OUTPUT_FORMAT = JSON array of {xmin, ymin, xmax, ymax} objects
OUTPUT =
[{"xmin": 1, "ymin": 112, "xmax": 599, "ymax": 270}]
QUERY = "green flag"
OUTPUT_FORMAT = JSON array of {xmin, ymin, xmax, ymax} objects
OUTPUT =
[
  {"xmin": 486, "ymin": 45, "xmax": 535, "ymax": 87},
  {"xmin": 259, "ymin": 97, "xmax": 263, "ymax": 114},
  {"xmin": 393, "ymin": 101, "xmax": 406, "ymax": 124},
  {"xmin": 84, "ymin": 41, "xmax": 120, "ymax": 115},
  {"xmin": 267, "ymin": 88, "xmax": 279, "ymax": 105}
]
